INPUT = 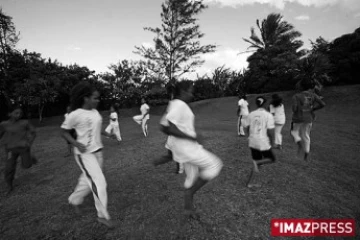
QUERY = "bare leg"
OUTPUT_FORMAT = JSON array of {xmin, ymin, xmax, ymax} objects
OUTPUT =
[
  {"xmin": 184, "ymin": 177, "xmax": 208, "ymax": 218},
  {"xmin": 153, "ymin": 151, "xmax": 173, "ymax": 166}
]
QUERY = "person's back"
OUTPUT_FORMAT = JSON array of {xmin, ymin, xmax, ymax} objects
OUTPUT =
[
  {"xmin": 0, "ymin": 119, "xmax": 31, "ymax": 150},
  {"xmin": 291, "ymin": 80, "xmax": 325, "ymax": 161},
  {"xmin": 247, "ymin": 108, "xmax": 274, "ymax": 151},
  {"xmin": 292, "ymin": 90, "xmax": 324, "ymax": 123}
]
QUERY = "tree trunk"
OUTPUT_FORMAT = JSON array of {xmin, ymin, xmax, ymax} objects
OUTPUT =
[{"xmin": 38, "ymin": 103, "xmax": 44, "ymax": 122}]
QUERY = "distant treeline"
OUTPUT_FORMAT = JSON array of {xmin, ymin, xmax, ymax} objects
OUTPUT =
[{"xmin": 1, "ymin": 7, "xmax": 359, "ymax": 122}]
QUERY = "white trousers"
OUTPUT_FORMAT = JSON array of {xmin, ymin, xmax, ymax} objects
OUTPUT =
[
  {"xmin": 133, "ymin": 115, "xmax": 149, "ymax": 137},
  {"xmin": 69, "ymin": 151, "xmax": 110, "ymax": 220},
  {"xmin": 237, "ymin": 115, "xmax": 247, "ymax": 136},
  {"xmin": 291, "ymin": 122, "xmax": 312, "ymax": 153},
  {"xmin": 274, "ymin": 124, "xmax": 284, "ymax": 145},
  {"xmin": 105, "ymin": 124, "xmax": 122, "ymax": 141}
]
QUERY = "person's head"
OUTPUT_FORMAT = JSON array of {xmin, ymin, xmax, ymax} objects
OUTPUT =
[
  {"xmin": 174, "ymin": 81, "xmax": 194, "ymax": 103},
  {"xmin": 141, "ymin": 98, "xmax": 146, "ymax": 104},
  {"xmin": 239, "ymin": 94, "xmax": 247, "ymax": 100},
  {"xmin": 70, "ymin": 81, "xmax": 99, "ymax": 110},
  {"xmin": 255, "ymin": 96, "xmax": 267, "ymax": 108},
  {"xmin": 300, "ymin": 79, "xmax": 315, "ymax": 91},
  {"xmin": 66, "ymin": 105, "xmax": 71, "ymax": 113},
  {"xmin": 110, "ymin": 103, "xmax": 118, "ymax": 113},
  {"xmin": 8, "ymin": 104, "xmax": 23, "ymax": 121},
  {"xmin": 271, "ymin": 94, "xmax": 282, "ymax": 107}
]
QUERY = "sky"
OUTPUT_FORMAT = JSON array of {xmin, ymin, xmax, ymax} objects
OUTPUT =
[{"xmin": 2, "ymin": 0, "xmax": 360, "ymax": 79}]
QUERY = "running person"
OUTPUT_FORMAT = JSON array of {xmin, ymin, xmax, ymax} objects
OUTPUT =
[
  {"xmin": 61, "ymin": 82, "xmax": 113, "ymax": 228},
  {"xmin": 237, "ymin": 95, "xmax": 249, "ymax": 136},
  {"xmin": 0, "ymin": 105, "xmax": 37, "ymax": 194},
  {"xmin": 291, "ymin": 80, "xmax": 325, "ymax": 161},
  {"xmin": 153, "ymin": 101, "xmax": 184, "ymax": 174},
  {"xmin": 269, "ymin": 94, "xmax": 286, "ymax": 149},
  {"xmin": 243, "ymin": 96, "xmax": 276, "ymax": 188},
  {"xmin": 133, "ymin": 98, "xmax": 150, "ymax": 137},
  {"xmin": 160, "ymin": 81, "xmax": 223, "ymax": 218},
  {"xmin": 104, "ymin": 104, "xmax": 122, "ymax": 143}
]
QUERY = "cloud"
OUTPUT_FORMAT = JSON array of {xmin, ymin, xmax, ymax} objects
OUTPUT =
[
  {"xmin": 354, "ymin": 12, "xmax": 360, "ymax": 18},
  {"xmin": 184, "ymin": 48, "xmax": 252, "ymax": 79},
  {"xmin": 295, "ymin": 15, "xmax": 310, "ymax": 20},
  {"xmin": 66, "ymin": 45, "xmax": 82, "ymax": 51},
  {"xmin": 204, "ymin": 0, "xmax": 360, "ymax": 10},
  {"xmin": 141, "ymin": 42, "xmax": 153, "ymax": 49}
]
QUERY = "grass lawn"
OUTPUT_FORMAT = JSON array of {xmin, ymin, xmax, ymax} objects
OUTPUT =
[{"xmin": 0, "ymin": 85, "xmax": 359, "ymax": 240}]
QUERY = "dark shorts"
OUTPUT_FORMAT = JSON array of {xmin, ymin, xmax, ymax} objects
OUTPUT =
[
  {"xmin": 7, "ymin": 147, "xmax": 34, "ymax": 169},
  {"xmin": 250, "ymin": 148, "xmax": 276, "ymax": 162}
]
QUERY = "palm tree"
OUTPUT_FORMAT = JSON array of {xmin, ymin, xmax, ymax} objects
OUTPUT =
[{"xmin": 243, "ymin": 13, "xmax": 302, "ymax": 51}]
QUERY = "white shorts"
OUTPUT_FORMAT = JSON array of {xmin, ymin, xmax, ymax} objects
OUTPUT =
[{"xmin": 172, "ymin": 143, "xmax": 223, "ymax": 181}]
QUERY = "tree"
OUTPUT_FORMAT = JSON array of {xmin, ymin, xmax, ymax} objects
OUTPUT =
[
  {"xmin": 0, "ymin": 9, "xmax": 20, "ymax": 107},
  {"xmin": 211, "ymin": 65, "xmax": 232, "ymax": 96},
  {"xmin": 328, "ymin": 27, "xmax": 360, "ymax": 85},
  {"xmin": 14, "ymin": 52, "xmax": 60, "ymax": 122},
  {"xmin": 134, "ymin": 0, "xmax": 216, "ymax": 85},
  {"xmin": 243, "ymin": 13, "xmax": 303, "ymax": 51},
  {"xmin": 294, "ymin": 37, "xmax": 332, "ymax": 90},
  {"xmin": 242, "ymin": 13, "xmax": 304, "ymax": 93}
]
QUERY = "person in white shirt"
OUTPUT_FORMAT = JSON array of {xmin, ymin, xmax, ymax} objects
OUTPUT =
[
  {"xmin": 237, "ymin": 95, "xmax": 249, "ymax": 136},
  {"xmin": 61, "ymin": 82, "xmax": 113, "ymax": 228},
  {"xmin": 243, "ymin": 96, "xmax": 276, "ymax": 188},
  {"xmin": 104, "ymin": 104, "xmax": 122, "ymax": 143},
  {"xmin": 160, "ymin": 81, "xmax": 223, "ymax": 219},
  {"xmin": 269, "ymin": 94, "xmax": 286, "ymax": 149},
  {"xmin": 133, "ymin": 98, "xmax": 150, "ymax": 137},
  {"xmin": 153, "ymin": 100, "xmax": 184, "ymax": 174}
]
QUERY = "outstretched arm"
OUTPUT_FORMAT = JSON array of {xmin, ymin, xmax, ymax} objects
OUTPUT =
[
  {"xmin": 0, "ymin": 123, "xmax": 4, "ymax": 140},
  {"xmin": 313, "ymin": 95, "xmax": 326, "ymax": 111},
  {"xmin": 292, "ymin": 95, "xmax": 298, "ymax": 113},
  {"xmin": 26, "ymin": 121, "xmax": 37, "ymax": 146},
  {"xmin": 61, "ymin": 128, "xmax": 86, "ymax": 153},
  {"xmin": 161, "ymin": 122, "xmax": 196, "ymax": 142},
  {"xmin": 267, "ymin": 128, "xmax": 275, "ymax": 147}
]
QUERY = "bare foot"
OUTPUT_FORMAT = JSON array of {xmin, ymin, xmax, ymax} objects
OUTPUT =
[
  {"xmin": 247, "ymin": 183, "xmax": 262, "ymax": 188},
  {"xmin": 184, "ymin": 210, "xmax": 200, "ymax": 220},
  {"xmin": 69, "ymin": 204, "xmax": 81, "ymax": 215},
  {"xmin": 97, "ymin": 218, "xmax": 115, "ymax": 229}
]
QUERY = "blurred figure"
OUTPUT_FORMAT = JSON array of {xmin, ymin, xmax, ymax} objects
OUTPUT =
[
  {"xmin": 61, "ymin": 82, "xmax": 113, "ymax": 228},
  {"xmin": 160, "ymin": 81, "xmax": 223, "ymax": 219},
  {"xmin": 133, "ymin": 98, "xmax": 150, "ymax": 137},
  {"xmin": 0, "ymin": 104, "xmax": 37, "ymax": 195},
  {"xmin": 291, "ymin": 80, "xmax": 325, "ymax": 161},
  {"xmin": 244, "ymin": 96, "xmax": 276, "ymax": 188},
  {"xmin": 237, "ymin": 94, "xmax": 249, "ymax": 136},
  {"xmin": 104, "ymin": 104, "xmax": 122, "ymax": 143},
  {"xmin": 269, "ymin": 94, "xmax": 286, "ymax": 149}
]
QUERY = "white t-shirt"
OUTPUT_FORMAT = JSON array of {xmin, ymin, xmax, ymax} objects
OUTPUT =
[
  {"xmin": 244, "ymin": 108, "xmax": 275, "ymax": 151},
  {"xmin": 238, "ymin": 99, "xmax": 249, "ymax": 116},
  {"xmin": 141, "ymin": 103, "xmax": 150, "ymax": 120},
  {"xmin": 109, "ymin": 112, "xmax": 119, "ymax": 125},
  {"xmin": 269, "ymin": 104, "xmax": 286, "ymax": 125},
  {"xmin": 61, "ymin": 108, "xmax": 103, "ymax": 154},
  {"xmin": 161, "ymin": 99, "xmax": 200, "ymax": 163}
]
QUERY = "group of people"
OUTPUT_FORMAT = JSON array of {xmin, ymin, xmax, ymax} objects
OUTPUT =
[
  {"xmin": 237, "ymin": 79, "xmax": 325, "ymax": 186},
  {"xmin": 0, "ymin": 79, "xmax": 325, "ymax": 229}
]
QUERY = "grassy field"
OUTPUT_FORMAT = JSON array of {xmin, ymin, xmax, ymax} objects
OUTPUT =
[{"xmin": 0, "ymin": 85, "xmax": 359, "ymax": 240}]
